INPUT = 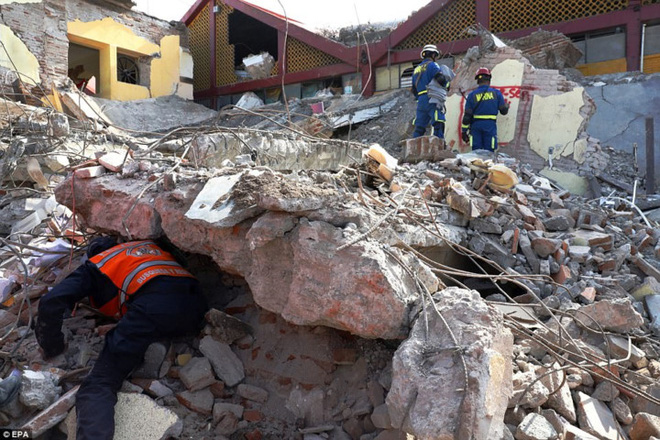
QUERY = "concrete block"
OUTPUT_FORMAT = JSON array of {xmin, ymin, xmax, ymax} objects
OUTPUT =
[
  {"xmin": 178, "ymin": 357, "xmax": 216, "ymax": 391},
  {"xmin": 237, "ymin": 384, "xmax": 268, "ymax": 403},
  {"xmin": 114, "ymin": 392, "xmax": 182, "ymax": 440},
  {"xmin": 575, "ymin": 391, "xmax": 623, "ymax": 440},
  {"xmin": 370, "ymin": 403, "xmax": 392, "ymax": 429},
  {"xmin": 606, "ymin": 335, "xmax": 645, "ymax": 363},
  {"xmin": 514, "ymin": 413, "xmax": 557, "ymax": 440},
  {"xmin": 646, "ymin": 295, "xmax": 660, "ymax": 336},
  {"xmin": 132, "ymin": 342, "xmax": 167, "ymax": 379},
  {"xmin": 19, "ymin": 370, "xmax": 61, "ymax": 410},
  {"xmin": 204, "ymin": 308, "xmax": 251, "ymax": 344},
  {"xmin": 176, "ymin": 388, "xmax": 214, "ymax": 415},
  {"xmin": 629, "ymin": 412, "xmax": 660, "ymax": 440},
  {"xmin": 198, "ymin": 335, "xmax": 245, "ymax": 387},
  {"xmin": 98, "ymin": 150, "xmax": 129, "ymax": 173},
  {"xmin": 213, "ymin": 402, "xmax": 244, "ymax": 423},
  {"xmin": 74, "ymin": 165, "xmax": 105, "ymax": 179}
]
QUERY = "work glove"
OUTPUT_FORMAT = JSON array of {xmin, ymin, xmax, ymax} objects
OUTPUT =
[
  {"xmin": 34, "ymin": 317, "xmax": 66, "ymax": 359},
  {"xmin": 461, "ymin": 131, "xmax": 469, "ymax": 143}
]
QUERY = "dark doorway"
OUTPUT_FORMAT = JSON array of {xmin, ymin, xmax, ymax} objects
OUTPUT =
[{"xmin": 68, "ymin": 43, "xmax": 100, "ymax": 95}]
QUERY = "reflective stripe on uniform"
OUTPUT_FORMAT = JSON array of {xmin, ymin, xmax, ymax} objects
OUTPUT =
[
  {"xmin": 469, "ymin": 135, "xmax": 473, "ymax": 148},
  {"xmin": 417, "ymin": 90, "xmax": 427, "ymax": 95},
  {"xmin": 120, "ymin": 260, "xmax": 186, "ymax": 302},
  {"xmin": 473, "ymin": 115, "xmax": 497, "ymax": 120},
  {"xmin": 491, "ymin": 137, "xmax": 496, "ymax": 151},
  {"xmin": 461, "ymin": 124, "xmax": 470, "ymax": 129},
  {"xmin": 93, "ymin": 241, "xmax": 152, "ymax": 269}
]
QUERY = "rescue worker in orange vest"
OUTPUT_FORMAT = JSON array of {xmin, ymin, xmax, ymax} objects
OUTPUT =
[{"xmin": 35, "ymin": 237, "xmax": 208, "ymax": 440}]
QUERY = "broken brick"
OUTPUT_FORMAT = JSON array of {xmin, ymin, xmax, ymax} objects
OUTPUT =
[
  {"xmin": 552, "ymin": 265, "xmax": 572, "ymax": 284},
  {"xmin": 176, "ymin": 389, "xmax": 214, "ymax": 415},
  {"xmin": 531, "ymin": 237, "xmax": 561, "ymax": 258},
  {"xmin": 243, "ymin": 409, "xmax": 263, "ymax": 422},
  {"xmin": 517, "ymin": 204, "xmax": 537, "ymax": 224}
]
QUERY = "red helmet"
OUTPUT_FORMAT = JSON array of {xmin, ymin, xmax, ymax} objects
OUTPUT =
[{"xmin": 475, "ymin": 67, "xmax": 492, "ymax": 79}]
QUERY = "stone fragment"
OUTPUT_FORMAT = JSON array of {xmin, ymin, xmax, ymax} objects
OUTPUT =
[
  {"xmin": 633, "ymin": 277, "xmax": 660, "ymax": 301},
  {"xmin": 551, "ymin": 265, "xmax": 571, "ymax": 284},
  {"xmin": 19, "ymin": 370, "xmax": 62, "ymax": 410},
  {"xmin": 579, "ymin": 299, "xmax": 644, "ymax": 333},
  {"xmin": 176, "ymin": 389, "xmax": 214, "ymax": 415},
  {"xmin": 371, "ymin": 403, "xmax": 392, "ymax": 429},
  {"xmin": 237, "ymin": 384, "xmax": 268, "ymax": 403},
  {"xmin": 511, "ymin": 371, "xmax": 549, "ymax": 409},
  {"xmin": 568, "ymin": 245, "xmax": 592, "ymax": 263},
  {"xmin": 646, "ymin": 295, "xmax": 660, "ymax": 336},
  {"xmin": 133, "ymin": 342, "xmax": 168, "ymax": 379},
  {"xmin": 629, "ymin": 412, "xmax": 660, "ymax": 440},
  {"xmin": 470, "ymin": 218, "xmax": 503, "ymax": 234},
  {"xmin": 606, "ymin": 335, "xmax": 645, "ymax": 363},
  {"xmin": 74, "ymin": 165, "xmax": 105, "ymax": 179},
  {"xmin": 215, "ymin": 411, "xmax": 239, "ymax": 436},
  {"xmin": 570, "ymin": 230, "xmax": 613, "ymax": 250},
  {"xmin": 631, "ymin": 383, "xmax": 660, "ymax": 417},
  {"xmin": 387, "ymin": 288, "xmax": 512, "ymax": 440},
  {"xmin": 21, "ymin": 385, "xmax": 79, "ymax": 438},
  {"xmin": 514, "ymin": 413, "xmax": 558, "ymax": 440},
  {"xmin": 518, "ymin": 204, "xmax": 537, "ymax": 224},
  {"xmin": 199, "ymin": 335, "xmax": 245, "ymax": 387},
  {"xmin": 610, "ymin": 397, "xmax": 633, "ymax": 425},
  {"xmin": 531, "ymin": 237, "xmax": 561, "ymax": 258},
  {"xmin": 98, "ymin": 150, "xmax": 129, "ymax": 172},
  {"xmin": 114, "ymin": 392, "xmax": 182, "ymax": 440},
  {"xmin": 575, "ymin": 391, "xmax": 622, "ymax": 440},
  {"xmin": 204, "ymin": 308, "xmax": 251, "ymax": 344},
  {"xmin": 591, "ymin": 382, "xmax": 619, "ymax": 402},
  {"xmin": 538, "ymin": 365, "xmax": 575, "ymax": 422},
  {"xmin": 543, "ymin": 215, "xmax": 571, "ymax": 232},
  {"xmin": 213, "ymin": 402, "xmax": 244, "ymax": 423},
  {"xmin": 519, "ymin": 233, "xmax": 541, "ymax": 273},
  {"xmin": 178, "ymin": 357, "xmax": 216, "ymax": 391}
]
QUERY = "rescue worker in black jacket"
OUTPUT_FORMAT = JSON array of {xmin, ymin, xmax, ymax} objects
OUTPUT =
[{"xmin": 35, "ymin": 237, "xmax": 208, "ymax": 440}]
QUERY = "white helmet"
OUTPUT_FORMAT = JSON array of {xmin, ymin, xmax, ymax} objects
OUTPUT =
[{"xmin": 420, "ymin": 44, "xmax": 440, "ymax": 59}]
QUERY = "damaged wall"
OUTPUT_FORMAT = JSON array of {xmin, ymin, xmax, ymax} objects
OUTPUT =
[
  {"xmin": 0, "ymin": 0, "xmax": 193, "ymax": 100},
  {"xmin": 446, "ymin": 40, "xmax": 607, "ymax": 194}
]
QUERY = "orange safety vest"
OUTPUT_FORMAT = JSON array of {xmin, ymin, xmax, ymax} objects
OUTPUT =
[{"xmin": 88, "ymin": 240, "xmax": 195, "ymax": 318}]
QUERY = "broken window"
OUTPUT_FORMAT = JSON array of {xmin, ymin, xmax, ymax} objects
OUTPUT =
[
  {"xmin": 68, "ymin": 43, "xmax": 100, "ymax": 95},
  {"xmin": 572, "ymin": 28, "xmax": 625, "ymax": 64},
  {"xmin": 117, "ymin": 53, "xmax": 140, "ymax": 85},
  {"xmin": 227, "ymin": 9, "xmax": 278, "ymax": 69}
]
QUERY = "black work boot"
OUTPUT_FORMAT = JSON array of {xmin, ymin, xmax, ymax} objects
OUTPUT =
[{"xmin": 0, "ymin": 369, "xmax": 21, "ymax": 408}]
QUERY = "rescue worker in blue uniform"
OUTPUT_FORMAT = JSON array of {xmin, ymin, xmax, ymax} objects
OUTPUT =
[
  {"xmin": 35, "ymin": 237, "xmax": 208, "ymax": 440},
  {"xmin": 461, "ymin": 67, "xmax": 509, "ymax": 152},
  {"xmin": 411, "ymin": 44, "xmax": 452, "ymax": 138}
]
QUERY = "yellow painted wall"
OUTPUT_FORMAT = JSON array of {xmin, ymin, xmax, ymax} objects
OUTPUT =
[
  {"xmin": 527, "ymin": 87, "xmax": 586, "ymax": 160},
  {"xmin": 151, "ymin": 35, "xmax": 181, "ymax": 98},
  {"xmin": 576, "ymin": 58, "xmax": 627, "ymax": 76},
  {"xmin": 0, "ymin": 24, "xmax": 41, "ymax": 84},
  {"xmin": 375, "ymin": 63, "xmax": 413, "ymax": 92},
  {"xmin": 643, "ymin": 54, "xmax": 660, "ymax": 74},
  {"xmin": 490, "ymin": 59, "xmax": 524, "ymax": 144},
  {"xmin": 67, "ymin": 18, "xmax": 193, "ymax": 101}
]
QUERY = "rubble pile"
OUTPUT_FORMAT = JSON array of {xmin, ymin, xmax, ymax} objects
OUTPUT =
[{"xmin": 1, "ymin": 46, "xmax": 659, "ymax": 440}]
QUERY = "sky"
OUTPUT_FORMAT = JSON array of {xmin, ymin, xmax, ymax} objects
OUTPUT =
[{"xmin": 133, "ymin": 0, "xmax": 430, "ymax": 30}]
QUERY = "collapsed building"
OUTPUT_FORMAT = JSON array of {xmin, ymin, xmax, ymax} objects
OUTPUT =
[{"xmin": 0, "ymin": 2, "xmax": 659, "ymax": 440}]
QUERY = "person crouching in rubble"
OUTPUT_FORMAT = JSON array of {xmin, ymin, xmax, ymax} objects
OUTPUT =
[
  {"xmin": 411, "ymin": 44, "xmax": 455, "ymax": 139},
  {"xmin": 461, "ymin": 67, "xmax": 509, "ymax": 152},
  {"xmin": 35, "ymin": 237, "xmax": 208, "ymax": 440}
]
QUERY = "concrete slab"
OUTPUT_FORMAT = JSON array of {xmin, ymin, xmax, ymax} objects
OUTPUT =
[{"xmin": 114, "ymin": 392, "xmax": 182, "ymax": 440}]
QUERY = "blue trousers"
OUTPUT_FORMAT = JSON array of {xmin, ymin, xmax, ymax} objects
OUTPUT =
[
  {"xmin": 470, "ymin": 120, "xmax": 498, "ymax": 152},
  {"xmin": 413, "ymin": 96, "xmax": 445, "ymax": 138},
  {"xmin": 76, "ymin": 277, "xmax": 207, "ymax": 440}
]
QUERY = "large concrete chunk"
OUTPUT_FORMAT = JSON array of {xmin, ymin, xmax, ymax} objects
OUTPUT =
[
  {"xmin": 246, "ymin": 217, "xmax": 422, "ymax": 339},
  {"xmin": 20, "ymin": 370, "xmax": 62, "ymax": 410},
  {"xmin": 114, "ymin": 392, "xmax": 182, "ymax": 439},
  {"xmin": 515, "ymin": 413, "xmax": 558, "ymax": 440},
  {"xmin": 54, "ymin": 175, "xmax": 162, "ymax": 239},
  {"xmin": 386, "ymin": 288, "xmax": 513, "ymax": 440},
  {"xmin": 178, "ymin": 356, "xmax": 216, "ymax": 391}
]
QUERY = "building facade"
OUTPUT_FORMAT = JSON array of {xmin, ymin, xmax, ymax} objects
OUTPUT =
[
  {"xmin": 184, "ymin": 0, "xmax": 660, "ymax": 108},
  {"xmin": 0, "ymin": 0, "xmax": 194, "ymax": 101}
]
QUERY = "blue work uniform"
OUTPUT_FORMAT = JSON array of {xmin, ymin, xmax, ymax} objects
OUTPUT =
[
  {"xmin": 462, "ymin": 85, "xmax": 508, "ymax": 151},
  {"xmin": 36, "ymin": 249, "xmax": 207, "ymax": 440},
  {"xmin": 412, "ymin": 58, "xmax": 445, "ymax": 138}
]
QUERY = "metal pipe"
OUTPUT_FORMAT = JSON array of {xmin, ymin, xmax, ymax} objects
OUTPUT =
[{"xmin": 641, "ymin": 23, "xmax": 647, "ymax": 73}]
